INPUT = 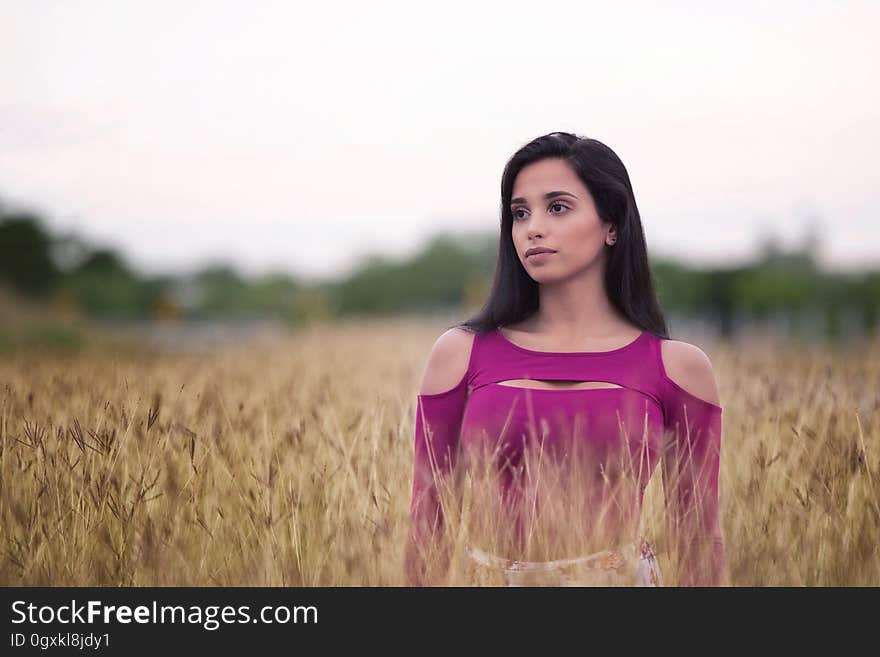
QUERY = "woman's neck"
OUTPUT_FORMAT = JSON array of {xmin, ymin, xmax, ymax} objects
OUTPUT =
[{"xmin": 529, "ymin": 266, "xmax": 631, "ymax": 339}]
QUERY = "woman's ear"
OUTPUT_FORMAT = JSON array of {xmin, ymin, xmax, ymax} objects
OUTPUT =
[{"xmin": 606, "ymin": 225, "xmax": 617, "ymax": 246}]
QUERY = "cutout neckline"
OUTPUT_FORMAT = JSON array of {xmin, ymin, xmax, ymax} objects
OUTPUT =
[
  {"xmin": 488, "ymin": 382, "xmax": 631, "ymax": 394},
  {"xmin": 496, "ymin": 327, "xmax": 648, "ymax": 357},
  {"xmin": 494, "ymin": 379, "xmax": 624, "ymax": 390}
]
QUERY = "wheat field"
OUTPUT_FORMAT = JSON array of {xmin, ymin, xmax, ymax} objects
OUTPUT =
[{"xmin": 1, "ymin": 317, "xmax": 878, "ymax": 586}]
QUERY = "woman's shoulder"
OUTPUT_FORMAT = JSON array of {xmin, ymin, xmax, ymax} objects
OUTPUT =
[
  {"xmin": 658, "ymin": 338, "xmax": 721, "ymax": 407},
  {"xmin": 417, "ymin": 327, "xmax": 477, "ymax": 396}
]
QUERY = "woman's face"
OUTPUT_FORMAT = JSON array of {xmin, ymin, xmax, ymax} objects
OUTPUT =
[{"xmin": 509, "ymin": 157, "xmax": 616, "ymax": 284}]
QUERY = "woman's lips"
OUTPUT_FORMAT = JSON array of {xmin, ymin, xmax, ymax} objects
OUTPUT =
[{"xmin": 526, "ymin": 251, "xmax": 556, "ymax": 263}]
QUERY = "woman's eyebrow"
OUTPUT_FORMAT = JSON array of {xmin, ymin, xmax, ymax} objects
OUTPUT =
[{"xmin": 510, "ymin": 191, "xmax": 578, "ymax": 206}]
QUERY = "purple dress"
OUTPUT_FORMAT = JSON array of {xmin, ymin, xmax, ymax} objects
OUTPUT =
[{"xmin": 405, "ymin": 328, "xmax": 726, "ymax": 586}]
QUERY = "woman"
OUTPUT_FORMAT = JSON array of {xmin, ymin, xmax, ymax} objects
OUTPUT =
[{"xmin": 404, "ymin": 132, "xmax": 728, "ymax": 587}]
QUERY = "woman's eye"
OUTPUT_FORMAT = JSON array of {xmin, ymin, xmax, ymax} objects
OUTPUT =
[{"xmin": 512, "ymin": 203, "xmax": 569, "ymax": 221}]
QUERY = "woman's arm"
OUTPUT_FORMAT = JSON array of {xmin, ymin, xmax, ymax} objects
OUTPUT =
[
  {"xmin": 659, "ymin": 339, "xmax": 728, "ymax": 587},
  {"xmin": 404, "ymin": 328, "xmax": 474, "ymax": 586}
]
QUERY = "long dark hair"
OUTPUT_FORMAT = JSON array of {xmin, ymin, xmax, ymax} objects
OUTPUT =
[{"xmin": 452, "ymin": 131, "xmax": 669, "ymax": 339}]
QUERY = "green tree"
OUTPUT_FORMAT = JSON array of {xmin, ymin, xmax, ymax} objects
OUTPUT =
[
  {"xmin": 59, "ymin": 248, "xmax": 150, "ymax": 318},
  {"xmin": 0, "ymin": 210, "xmax": 60, "ymax": 297}
]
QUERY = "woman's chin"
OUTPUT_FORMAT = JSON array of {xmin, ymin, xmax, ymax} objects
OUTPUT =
[{"xmin": 528, "ymin": 271, "xmax": 565, "ymax": 285}]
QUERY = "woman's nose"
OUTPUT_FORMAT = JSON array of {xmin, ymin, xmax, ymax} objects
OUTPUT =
[
  {"xmin": 528, "ymin": 220, "xmax": 547, "ymax": 239},
  {"xmin": 526, "ymin": 211, "xmax": 551, "ymax": 239}
]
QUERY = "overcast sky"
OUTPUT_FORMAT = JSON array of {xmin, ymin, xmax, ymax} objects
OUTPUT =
[{"xmin": 1, "ymin": 0, "xmax": 877, "ymax": 282}]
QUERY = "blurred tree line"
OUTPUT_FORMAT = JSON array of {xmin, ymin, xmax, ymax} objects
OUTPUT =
[{"xmin": 1, "ymin": 198, "xmax": 878, "ymax": 340}]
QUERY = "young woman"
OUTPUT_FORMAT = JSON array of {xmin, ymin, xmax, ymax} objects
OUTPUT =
[{"xmin": 404, "ymin": 132, "xmax": 728, "ymax": 587}]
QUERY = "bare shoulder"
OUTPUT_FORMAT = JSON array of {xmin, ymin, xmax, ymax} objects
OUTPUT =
[
  {"xmin": 659, "ymin": 339, "xmax": 721, "ymax": 406},
  {"xmin": 418, "ymin": 327, "xmax": 476, "ymax": 396}
]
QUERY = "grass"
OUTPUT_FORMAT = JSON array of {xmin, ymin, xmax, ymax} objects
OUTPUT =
[{"xmin": 0, "ymin": 316, "xmax": 877, "ymax": 585}]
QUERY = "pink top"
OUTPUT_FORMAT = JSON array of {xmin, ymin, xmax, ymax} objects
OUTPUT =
[{"xmin": 405, "ymin": 327, "xmax": 726, "ymax": 586}]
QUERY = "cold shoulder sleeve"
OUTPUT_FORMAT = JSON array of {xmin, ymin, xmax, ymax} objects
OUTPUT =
[
  {"xmin": 660, "ymin": 373, "xmax": 727, "ymax": 587},
  {"xmin": 403, "ymin": 376, "xmax": 469, "ymax": 586}
]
